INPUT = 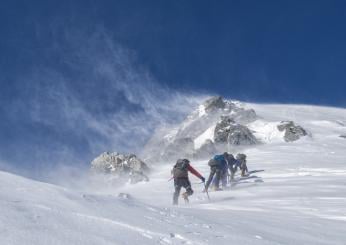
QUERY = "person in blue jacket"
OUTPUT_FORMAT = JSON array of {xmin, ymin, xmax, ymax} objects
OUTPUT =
[{"xmin": 204, "ymin": 153, "xmax": 228, "ymax": 191}]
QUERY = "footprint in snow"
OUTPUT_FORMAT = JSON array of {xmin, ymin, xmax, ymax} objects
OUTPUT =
[
  {"xmin": 118, "ymin": 193, "xmax": 133, "ymax": 199},
  {"xmin": 202, "ymin": 224, "xmax": 212, "ymax": 229}
]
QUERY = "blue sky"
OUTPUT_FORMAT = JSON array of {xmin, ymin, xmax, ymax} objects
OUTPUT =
[{"xmin": 0, "ymin": 0, "xmax": 345, "ymax": 176}]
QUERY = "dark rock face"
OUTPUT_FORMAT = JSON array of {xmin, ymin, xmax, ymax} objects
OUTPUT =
[
  {"xmin": 194, "ymin": 139, "xmax": 217, "ymax": 159},
  {"xmin": 277, "ymin": 121, "xmax": 307, "ymax": 142},
  {"xmin": 91, "ymin": 152, "xmax": 150, "ymax": 184},
  {"xmin": 204, "ymin": 96, "xmax": 226, "ymax": 112},
  {"xmin": 214, "ymin": 116, "xmax": 236, "ymax": 143},
  {"xmin": 203, "ymin": 96, "xmax": 257, "ymax": 123},
  {"xmin": 227, "ymin": 125, "xmax": 258, "ymax": 145},
  {"xmin": 339, "ymin": 135, "xmax": 346, "ymax": 139},
  {"xmin": 214, "ymin": 116, "xmax": 258, "ymax": 145}
]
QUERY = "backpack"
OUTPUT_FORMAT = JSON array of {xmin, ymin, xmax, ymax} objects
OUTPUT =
[
  {"xmin": 212, "ymin": 155, "xmax": 227, "ymax": 169},
  {"xmin": 208, "ymin": 159, "xmax": 218, "ymax": 167},
  {"xmin": 172, "ymin": 159, "xmax": 189, "ymax": 178}
]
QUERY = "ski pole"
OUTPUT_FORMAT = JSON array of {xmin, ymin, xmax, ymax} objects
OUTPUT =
[{"xmin": 203, "ymin": 182, "xmax": 210, "ymax": 201}]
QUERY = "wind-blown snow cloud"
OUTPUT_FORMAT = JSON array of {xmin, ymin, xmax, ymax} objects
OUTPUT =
[{"xmin": 1, "ymin": 25, "xmax": 207, "ymax": 178}]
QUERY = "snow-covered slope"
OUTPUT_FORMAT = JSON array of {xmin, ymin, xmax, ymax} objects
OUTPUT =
[{"xmin": 1, "ymin": 102, "xmax": 346, "ymax": 244}]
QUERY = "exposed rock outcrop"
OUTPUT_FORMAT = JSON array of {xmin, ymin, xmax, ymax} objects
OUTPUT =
[
  {"xmin": 227, "ymin": 125, "xmax": 258, "ymax": 145},
  {"xmin": 174, "ymin": 96, "xmax": 257, "ymax": 140},
  {"xmin": 91, "ymin": 152, "xmax": 150, "ymax": 184},
  {"xmin": 339, "ymin": 135, "xmax": 346, "ymax": 139},
  {"xmin": 277, "ymin": 121, "xmax": 307, "ymax": 142},
  {"xmin": 214, "ymin": 116, "xmax": 258, "ymax": 145},
  {"xmin": 204, "ymin": 96, "xmax": 226, "ymax": 112}
]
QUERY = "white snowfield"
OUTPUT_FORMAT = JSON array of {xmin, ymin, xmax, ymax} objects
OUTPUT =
[{"xmin": 1, "ymin": 103, "xmax": 346, "ymax": 245}]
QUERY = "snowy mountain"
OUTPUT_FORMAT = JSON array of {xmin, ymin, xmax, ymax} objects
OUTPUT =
[
  {"xmin": 141, "ymin": 96, "xmax": 309, "ymax": 162},
  {"xmin": 1, "ymin": 100, "xmax": 346, "ymax": 245}
]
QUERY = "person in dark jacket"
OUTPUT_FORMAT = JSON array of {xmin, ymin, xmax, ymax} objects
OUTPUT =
[
  {"xmin": 171, "ymin": 159, "xmax": 205, "ymax": 205},
  {"xmin": 236, "ymin": 153, "xmax": 248, "ymax": 177},
  {"xmin": 204, "ymin": 154, "xmax": 228, "ymax": 191},
  {"xmin": 224, "ymin": 153, "xmax": 239, "ymax": 181}
]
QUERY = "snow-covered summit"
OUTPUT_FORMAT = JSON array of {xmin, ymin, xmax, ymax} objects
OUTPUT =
[
  {"xmin": 141, "ymin": 96, "xmax": 309, "ymax": 162},
  {"xmin": 176, "ymin": 96, "xmax": 257, "ymax": 140}
]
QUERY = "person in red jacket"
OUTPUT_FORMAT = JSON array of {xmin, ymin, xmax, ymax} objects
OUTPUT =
[{"xmin": 171, "ymin": 159, "xmax": 205, "ymax": 205}]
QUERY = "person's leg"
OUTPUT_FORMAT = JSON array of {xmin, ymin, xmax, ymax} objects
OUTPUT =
[
  {"xmin": 205, "ymin": 167, "xmax": 216, "ymax": 190},
  {"xmin": 214, "ymin": 168, "xmax": 221, "ymax": 189},
  {"xmin": 173, "ymin": 179, "xmax": 182, "ymax": 205},
  {"xmin": 181, "ymin": 179, "xmax": 193, "ymax": 203},
  {"xmin": 182, "ymin": 179, "xmax": 194, "ymax": 196},
  {"xmin": 241, "ymin": 161, "xmax": 248, "ymax": 176},
  {"xmin": 244, "ymin": 162, "xmax": 248, "ymax": 174},
  {"xmin": 221, "ymin": 169, "xmax": 227, "ymax": 188},
  {"xmin": 230, "ymin": 166, "xmax": 236, "ymax": 181},
  {"xmin": 240, "ymin": 161, "xmax": 245, "ymax": 176}
]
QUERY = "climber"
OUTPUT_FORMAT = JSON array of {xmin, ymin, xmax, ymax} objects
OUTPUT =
[
  {"xmin": 236, "ymin": 153, "xmax": 249, "ymax": 177},
  {"xmin": 171, "ymin": 159, "xmax": 205, "ymax": 205},
  {"xmin": 224, "ymin": 153, "xmax": 240, "ymax": 181},
  {"xmin": 204, "ymin": 153, "xmax": 228, "ymax": 191}
]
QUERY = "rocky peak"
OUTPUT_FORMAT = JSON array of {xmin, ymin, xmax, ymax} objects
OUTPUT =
[
  {"xmin": 277, "ymin": 121, "xmax": 307, "ymax": 142},
  {"xmin": 91, "ymin": 152, "xmax": 150, "ymax": 184},
  {"xmin": 203, "ymin": 96, "xmax": 226, "ymax": 112},
  {"xmin": 141, "ymin": 96, "xmax": 260, "ymax": 162}
]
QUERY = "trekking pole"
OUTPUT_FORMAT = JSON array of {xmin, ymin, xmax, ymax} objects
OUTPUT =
[{"xmin": 203, "ymin": 182, "xmax": 211, "ymax": 201}]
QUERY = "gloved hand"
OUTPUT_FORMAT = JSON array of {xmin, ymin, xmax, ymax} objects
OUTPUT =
[{"xmin": 200, "ymin": 176, "xmax": 205, "ymax": 182}]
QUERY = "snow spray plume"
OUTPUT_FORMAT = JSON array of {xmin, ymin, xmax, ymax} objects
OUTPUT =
[{"xmin": 1, "ymin": 25, "xmax": 207, "ymax": 184}]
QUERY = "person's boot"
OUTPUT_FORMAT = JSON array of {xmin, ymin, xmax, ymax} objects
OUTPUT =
[{"xmin": 182, "ymin": 192, "xmax": 189, "ymax": 203}]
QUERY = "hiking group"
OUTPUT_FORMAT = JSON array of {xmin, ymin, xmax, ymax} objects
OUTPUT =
[{"xmin": 171, "ymin": 152, "xmax": 249, "ymax": 205}]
